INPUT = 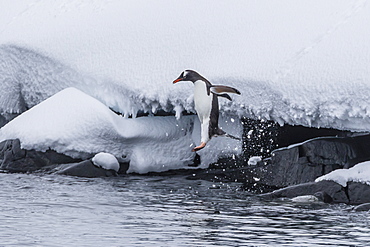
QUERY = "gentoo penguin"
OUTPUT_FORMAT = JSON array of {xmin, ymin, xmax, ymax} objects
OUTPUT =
[{"xmin": 173, "ymin": 70, "xmax": 241, "ymax": 151}]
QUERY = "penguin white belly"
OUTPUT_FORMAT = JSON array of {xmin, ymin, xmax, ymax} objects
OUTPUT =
[
  {"xmin": 193, "ymin": 80, "xmax": 212, "ymax": 143},
  {"xmin": 194, "ymin": 80, "xmax": 212, "ymax": 122}
]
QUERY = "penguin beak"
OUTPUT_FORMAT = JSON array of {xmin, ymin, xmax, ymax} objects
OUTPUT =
[{"xmin": 173, "ymin": 77, "xmax": 183, "ymax": 84}]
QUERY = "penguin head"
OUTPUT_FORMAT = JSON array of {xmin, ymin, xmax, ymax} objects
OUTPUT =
[{"xmin": 173, "ymin": 70, "xmax": 202, "ymax": 84}]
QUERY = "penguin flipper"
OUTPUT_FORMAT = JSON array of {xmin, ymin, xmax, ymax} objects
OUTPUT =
[
  {"xmin": 218, "ymin": 93, "xmax": 232, "ymax": 101},
  {"xmin": 210, "ymin": 85, "xmax": 241, "ymax": 95}
]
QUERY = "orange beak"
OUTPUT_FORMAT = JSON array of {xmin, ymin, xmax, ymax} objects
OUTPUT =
[{"xmin": 173, "ymin": 78, "xmax": 183, "ymax": 84}]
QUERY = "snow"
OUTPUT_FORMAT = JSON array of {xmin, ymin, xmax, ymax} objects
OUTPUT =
[
  {"xmin": 92, "ymin": 153, "xmax": 120, "ymax": 172},
  {"xmin": 0, "ymin": 1, "xmax": 370, "ymax": 132},
  {"xmin": 0, "ymin": 87, "xmax": 241, "ymax": 173},
  {"xmin": 315, "ymin": 161, "xmax": 370, "ymax": 187},
  {"xmin": 0, "ymin": 1, "xmax": 370, "ymax": 172},
  {"xmin": 247, "ymin": 156, "xmax": 262, "ymax": 166},
  {"xmin": 291, "ymin": 195, "xmax": 320, "ymax": 203}
]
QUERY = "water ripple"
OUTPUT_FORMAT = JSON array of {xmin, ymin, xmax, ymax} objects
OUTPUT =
[{"xmin": 0, "ymin": 173, "xmax": 369, "ymax": 246}]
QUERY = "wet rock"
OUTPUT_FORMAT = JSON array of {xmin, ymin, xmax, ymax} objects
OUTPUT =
[
  {"xmin": 193, "ymin": 134, "xmax": 370, "ymax": 196},
  {"xmin": 353, "ymin": 203, "xmax": 370, "ymax": 212},
  {"xmin": 260, "ymin": 180, "xmax": 370, "ymax": 205},
  {"xmin": 313, "ymin": 191, "xmax": 333, "ymax": 203},
  {"xmin": 0, "ymin": 139, "xmax": 80, "ymax": 173},
  {"xmin": 347, "ymin": 182, "xmax": 370, "ymax": 205},
  {"xmin": 260, "ymin": 147, "xmax": 331, "ymax": 187},
  {"xmin": 0, "ymin": 139, "xmax": 127, "ymax": 176},
  {"xmin": 56, "ymin": 160, "xmax": 118, "ymax": 178},
  {"xmin": 259, "ymin": 134, "xmax": 370, "ymax": 188},
  {"xmin": 251, "ymin": 134, "xmax": 370, "ymax": 205},
  {"xmin": 259, "ymin": 180, "xmax": 349, "ymax": 204}
]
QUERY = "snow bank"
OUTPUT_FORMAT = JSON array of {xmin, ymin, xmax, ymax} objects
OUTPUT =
[
  {"xmin": 0, "ymin": 88, "xmax": 241, "ymax": 173},
  {"xmin": 1, "ymin": 1, "xmax": 370, "ymax": 131},
  {"xmin": 315, "ymin": 161, "xmax": 370, "ymax": 187}
]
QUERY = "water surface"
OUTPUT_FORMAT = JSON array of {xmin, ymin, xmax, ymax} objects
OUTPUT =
[{"xmin": 0, "ymin": 173, "xmax": 369, "ymax": 246}]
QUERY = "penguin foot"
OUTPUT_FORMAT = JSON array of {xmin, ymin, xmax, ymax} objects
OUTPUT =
[{"xmin": 192, "ymin": 142, "xmax": 206, "ymax": 152}]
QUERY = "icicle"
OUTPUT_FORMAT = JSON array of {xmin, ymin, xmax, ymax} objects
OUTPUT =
[
  {"xmin": 151, "ymin": 102, "xmax": 159, "ymax": 114},
  {"xmin": 174, "ymin": 105, "xmax": 183, "ymax": 120}
]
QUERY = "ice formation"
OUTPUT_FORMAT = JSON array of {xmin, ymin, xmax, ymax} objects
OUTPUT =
[
  {"xmin": 0, "ymin": 1, "xmax": 370, "ymax": 132},
  {"xmin": 315, "ymin": 161, "xmax": 370, "ymax": 187},
  {"xmin": 92, "ymin": 152, "xmax": 120, "ymax": 172},
  {"xmin": 0, "ymin": 88, "xmax": 241, "ymax": 173}
]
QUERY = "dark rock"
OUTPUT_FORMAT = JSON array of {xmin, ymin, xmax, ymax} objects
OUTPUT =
[
  {"xmin": 258, "ymin": 134, "xmax": 370, "ymax": 188},
  {"xmin": 248, "ymin": 133, "xmax": 370, "ymax": 205},
  {"xmin": 193, "ymin": 134, "xmax": 370, "ymax": 196},
  {"xmin": 259, "ymin": 180, "xmax": 370, "ymax": 205},
  {"xmin": 0, "ymin": 139, "xmax": 126, "ymax": 177},
  {"xmin": 0, "ymin": 139, "xmax": 81, "ymax": 173},
  {"xmin": 259, "ymin": 180, "xmax": 349, "ymax": 204},
  {"xmin": 347, "ymin": 182, "xmax": 370, "ymax": 205},
  {"xmin": 260, "ymin": 147, "xmax": 329, "ymax": 187},
  {"xmin": 56, "ymin": 160, "xmax": 118, "ymax": 178},
  {"xmin": 353, "ymin": 203, "xmax": 370, "ymax": 212},
  {"xmin": 313, "ymin": 191, "xmax": 333, "ymax": 203},
  {"xmin": 276, "ymin": 124, "xmax": 353, "ymax": 149},
  {"xmin": 117, "ymin": 162, "xmax": 130, "ymax": 174}
]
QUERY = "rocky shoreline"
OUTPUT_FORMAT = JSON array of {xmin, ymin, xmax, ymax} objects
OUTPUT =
[
  {"xmin": 1, "ymin": 124, "xmax": 370, "ymax": 207},
  {"xmin": 190, "ymin": 132, "xmax": 370, "ymax": 206},
  {"xmin": 0, "ymin": 139, "xmax": 127, "ymax": 177}
]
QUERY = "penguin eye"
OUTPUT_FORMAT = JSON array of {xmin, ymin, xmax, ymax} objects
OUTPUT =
[{"xmin": 183, "ymin": 71, "xmax": 188, "ymax": 78}]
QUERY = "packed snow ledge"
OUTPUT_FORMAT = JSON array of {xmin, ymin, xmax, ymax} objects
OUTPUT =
[
  {"xmin": 2, "ymin": 0, "xmax": 370, "ymax": 132},
  {"xmin": 2, "ymin": 43, "xmax": 370, "ymax": 133},
  {"xmin": 0, "ymin": 88, "xmax": 241, "ymax": 174},
  {"xmin": 316, "ymin": 161, "xmax": 370, "ymax": 187}
]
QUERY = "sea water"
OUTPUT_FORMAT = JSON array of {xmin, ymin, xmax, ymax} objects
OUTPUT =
[{"xmin": 0, "ymin": 173, "xmax": 369, "ymax": 246}]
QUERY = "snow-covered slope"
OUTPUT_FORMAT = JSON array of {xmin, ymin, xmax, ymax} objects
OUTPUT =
[
  {"xmin": 1, "ymin": 1, "xmax": 370, "ymax": 131},
  {"xmin": 0, "ymin": 88, "xmax": 241, "ymax": 173}
]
